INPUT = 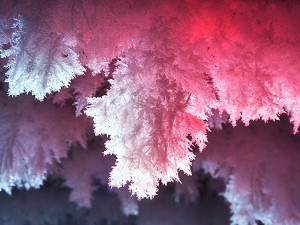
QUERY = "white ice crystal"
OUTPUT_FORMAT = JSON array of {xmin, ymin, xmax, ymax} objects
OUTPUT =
[{"xmin": 1, "ymin": 16, "xmax": 85, "ymax": 100}]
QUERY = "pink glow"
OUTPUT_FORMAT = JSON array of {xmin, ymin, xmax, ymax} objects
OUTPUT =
[{"xmin": 1, "ymin": 0, "xmax": 300, "ymax": 224}]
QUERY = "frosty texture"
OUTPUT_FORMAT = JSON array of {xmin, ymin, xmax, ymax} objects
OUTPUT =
[{"xmin": 1, "ymin": 0, "xmax": 300, "ymax": 224}]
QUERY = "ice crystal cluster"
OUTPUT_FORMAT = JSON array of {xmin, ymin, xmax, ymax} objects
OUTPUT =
[{"xmin": 1, "ymin": 0, "xmax": 300, "ymax": 224}]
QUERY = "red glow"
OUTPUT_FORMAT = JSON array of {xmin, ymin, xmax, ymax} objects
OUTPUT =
[{"xmin": 1, "ymin": 0, "xmax": 300, "ymax": 224}]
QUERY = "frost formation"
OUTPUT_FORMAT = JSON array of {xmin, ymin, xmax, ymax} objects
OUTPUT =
[{"xmin": 1, "ymin": 0, "xmax": 300, "ymax": 224}]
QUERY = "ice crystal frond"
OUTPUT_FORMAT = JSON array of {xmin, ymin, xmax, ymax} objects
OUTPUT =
[
  {"xmin": 1, "ymin": 1, "xmax": 300, "ymax": 224},
  {"xmin": 0, "ymin": 93, "xmax": 88, "ymax": 193},
  {"xmin": 2, "ymin": 16, "xmax": 85, "ymax": 100}
]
